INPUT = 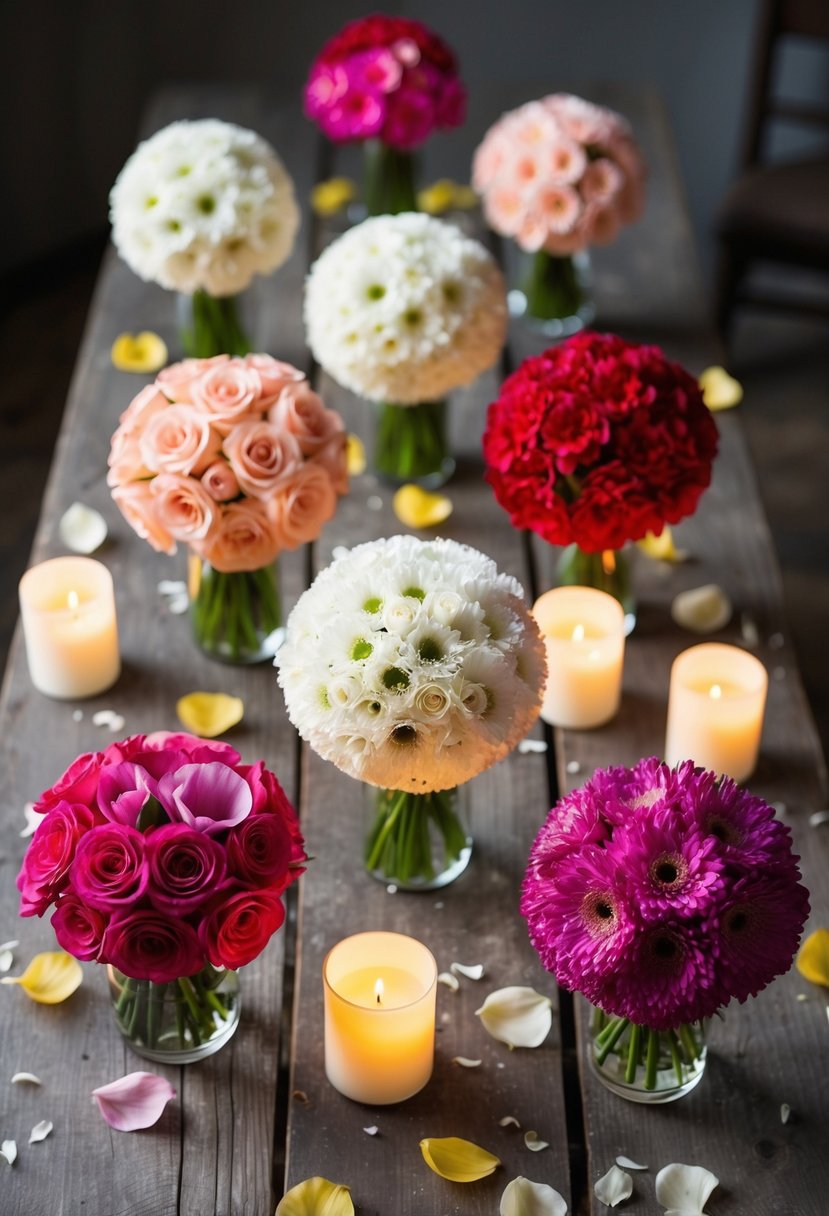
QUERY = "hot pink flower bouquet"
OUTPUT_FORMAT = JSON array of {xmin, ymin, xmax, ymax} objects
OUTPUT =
[
  {"xmin": 522, "ymin": 758, "xmax": 809, "ymax": 1100},
  {"xmin": 17, "ymin": 732, "xmax": 306, "ymax": 1059},
  {"xmin": 108, "ymin": 354, "xmax": 348, "ymax": 662}
]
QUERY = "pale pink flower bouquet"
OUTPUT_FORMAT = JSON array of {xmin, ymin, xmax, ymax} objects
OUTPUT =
[
  {"xmin": 108, "ymin": 354, "xmax": 348, "ymax": 663},
  {"xmin": 473, "ymin": 94, "xmax": 646, "ymax": 333}
]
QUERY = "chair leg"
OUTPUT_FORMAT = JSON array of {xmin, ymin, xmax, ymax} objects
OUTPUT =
[{"xmin": 714, "ymin": 244, "xmax": 748, "ymax": 352}]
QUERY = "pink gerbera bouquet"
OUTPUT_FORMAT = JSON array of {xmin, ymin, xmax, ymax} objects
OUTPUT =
[{"xmin": 521, "ymin": 758, "xmax": 809, "ymax": 1097}]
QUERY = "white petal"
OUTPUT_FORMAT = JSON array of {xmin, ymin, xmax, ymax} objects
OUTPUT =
[
  {"xmin": 566, "ymin": 760, "xmax": 581, "ymax": 775},
  {"xmin": 518, "ymin": 738, "xmax": 547, "ymax": 754},
  {"xmin": 72, "ymin": 709, "xmax": 84, "ymax": 722},
  {"xmin": 29, "ymin": 1120, "xmax": 53, "ymax": 1144},
  {"xmin": 671, "ymin": 584, "xmax": 732, "ymax": 634},
  {"xmin": 107, "ymin": 714, "xmax": 126, "ymax": 732},
  {"xmin": 158, "ymin": 580, "xmax": 187, "ymax": 596},
  {"xmin": 524, "ymin": 1131, "xmax": 549, "ymax": 1152},
  {"xmin": 437, "ymin": 972, "xmax": 460, "ymax": 991},
  {"xmin": 168, "ymin": 594, "xmax": 190, "ymax": 615},
  {"xmin": 11, "ymin": 1073, "xmax": 42, "ymax": 1086},
  {"xmin": 59, "ymin": 503, "xmax": 107, "ymax": 554},
  {"xmin": 499, "ymin": 1175, "xmax": 568, "ymax": 1216},
  {"xmin": 594, "ymin": 1164, "xmax": 633, "ymax": 1207},
  {"xmin": 452, "ymin": 1057, "xmax": 482, "ymax": 1068},
  {"xmin": 476, "ymin": 986, "xmax": 553, "ymax": 1049},
  {"xmin": 499, "ymin": 1116, "xmax": 521, "ymax": 1128},
  {"xmin": 363, "ymin": 1126, "xmax": 379, "ymax": 1136},
  {"xmin": 1, "ymin": 1140, "xmax": 17, "ymax": 1166},
  {"xmin": 780, "ymin": 1104, "xmax": 791, "ymax": 1124},
  {"xmin": 451, "ymin": 962, "xmax": 485, "ymax": 980},
  {"xmin": 92, "ymin": 710, "xmax": 117, "ymax": 726},
  {"xmin": 0, "ymin": 942, "xmax": 18, "ymax": 974},
  {"xmin": 616, "ymin": 1156, "xmax": 648, "ymax": 1170},
  {"xmin": 809, "ymin": 810, "xmax": 829, "ymax": 828},
  {"xmin": 655, "ymin": 1163, "xmax": 719, "ymax": 1214},
  {"xmin": 21, "ymin": 803, "xmax": 46, "ymax": 838}
]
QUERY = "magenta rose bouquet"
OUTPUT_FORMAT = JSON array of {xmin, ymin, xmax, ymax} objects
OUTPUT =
[
  {"xmin": 521, "ymin": 758, "xmax": 809, "ymax": 1100},
  {"xmin": 17, "ymin": 733, "xmax": 306, "ymax": 1060}
]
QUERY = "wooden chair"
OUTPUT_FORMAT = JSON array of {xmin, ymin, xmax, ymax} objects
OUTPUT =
[{"xmin": 714, "ymin": 0, "xmax": 829, "ymax": 342}]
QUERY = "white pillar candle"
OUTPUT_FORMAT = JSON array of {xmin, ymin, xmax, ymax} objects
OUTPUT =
[
  {"xmin": 665, "ymin": 642, "xmax": 768, "ymax": 782},
  {"xmin": 532, "ymin": 586, "xmax": 625, "ymax": 729},
  {"xmin": 323, "ymin": 931, "xmax": 437, "ymax": 1105},
  {"xmin": 19, "ymin": 556, "xmax": 121, "ymax": 699}
]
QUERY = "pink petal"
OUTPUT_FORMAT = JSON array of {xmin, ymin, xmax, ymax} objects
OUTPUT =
[{"xmin": 92, "ymin": 1071, "xmax": 176, "ymax": 1132}]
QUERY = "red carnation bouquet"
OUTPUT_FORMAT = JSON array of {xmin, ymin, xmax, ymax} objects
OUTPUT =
[{"xmin": 483, "ymin": 333, "xmax": 718, "ymax": 565}]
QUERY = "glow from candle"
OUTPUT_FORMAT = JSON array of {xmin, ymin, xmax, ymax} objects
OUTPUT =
[
  {"xmin": 374, "ymin": 977, "xmax": 384, "ymax": 1005},
  {"xmin": 709, "ymin": 683, "xmax": 722, "ymax": 701},
  {"xmin": 67, "ymin": 590, "xmax": 79, "ymax": 611},
  {"xmin": 588, "ymin": 649, "xmax": 601, "ymax": 663},
  {"xmin": 572, "ymin": 623, "xmax": 585, "ymax": 643}
]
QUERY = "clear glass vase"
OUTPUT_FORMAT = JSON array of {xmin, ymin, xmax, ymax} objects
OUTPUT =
[
  {"xmin": 188, "ymin": 552, "xmax": 282, "ymax": 664},
  {"xmin": 508, "ymin": 250, "xmax": 595, "ymax": 338},
  {"xmin": 373, "ymin": 399, "xmax": 455, "ymax": 488},
  {"xmin": 107, "ymin": 964, "xmax": 241, "ymax": 1065},
  {"xmin": 557, "ymin": 543, "xmax": 636, "ymax": 635},
  {"xmin": 177, "ymin": 288, "xmax": 258, "ymax": 358},
  {"xmin": 589, "ymin": 1006, "xmax": 708, "ymax": 1104},
  {"xmin": 363, "ymin": 141, "xmax": 418, "ymax": 216},
  {"xmin": 363, "ymin": 784, "xmax": 472, "ymax": 890}
]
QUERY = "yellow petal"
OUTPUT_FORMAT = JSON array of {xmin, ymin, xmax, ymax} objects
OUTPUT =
[
  {"xmin": 699, "ymin": 365, "xmax": 743, "ymax": 411},
  {"xmin": 416, "ymin": 179, "xmax": 458, "ymax": 215},
  {"xmin": 310, "ymin": 178, "xmax": 357, "ymax": 218},
  {"xmin": 393, "ymin": 484, "xmax": 453, "ymax": 529},
  {"xmin": 1, "ymin": 952, "xmax": 82, "ymax": 1004},
  {"xmin": 275, "ymin": 1177, "xmax": 354, "ymax": 1216},
  {"xmin": 796, "ymin": 928, "xmax": 829, "ymax": 987},
  {"xmin": 420, "ymin": 1136, "xmax": 501, "ymax": 1183},
  {"xmin": 111, "ymin": 331, "xmax": 169, "ymax": 374},
  {"xmin": 346, "ymin": 434, "xmax": 367, "ymax": 477},
  {"xmin": 452, "ymin": 184, "xmax": 480, "ymax": 210},
  {"xmin": 176, "ymin": 692, "xmax": 244, "ymax": 738},
  {"xmin": 637, "ymin": 527, "xmax": 689, "ymax": 563}
]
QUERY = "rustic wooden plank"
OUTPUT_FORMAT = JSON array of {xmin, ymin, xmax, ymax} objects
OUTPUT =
[{"xmin": 0, "ymin": 88, "xmax": 315, "ymax": 1216}]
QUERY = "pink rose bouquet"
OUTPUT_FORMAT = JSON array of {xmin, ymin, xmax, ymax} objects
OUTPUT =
[
  {"xmin": 304, "ymin": 14, "xmax": 466, "ymax": 215},
  {"xmin": 108, "ymin": 353, "xmax": 349, "ymax": 662},
  {"xmin": 522, "ymin": 758, "xmax": 809, "ymax": 1099},
  {"xmin": 17, "ymin": 733, "xmax": 306, "ymax": 1058}
]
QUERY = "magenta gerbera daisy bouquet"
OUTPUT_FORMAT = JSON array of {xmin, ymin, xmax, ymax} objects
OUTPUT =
[{"xmin": 521, "ymin": 758, "xmax": 809, "ymax": 1102}]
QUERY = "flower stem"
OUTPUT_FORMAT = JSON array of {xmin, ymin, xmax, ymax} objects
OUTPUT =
[
  {"xmin": 190, "ymin": 558, "xmax": 281, "ymax": 664},
  {"xmin": 363, "ymin": 142, "xmax": 418, "ymax": 216},
  {"xmin": 364, "ymin": 787, "xmax": 467, "ymax": 885},
  {"xmin": 522, "ymin": 251, "xmax": 584, "ymax": 322},
  {"xmin": 181, "ymin": 290, "xmax": 252, "ymax": 357},
  {"xmin": 373, "ymin": 399, "xmax": 451, "ymax": 485}
]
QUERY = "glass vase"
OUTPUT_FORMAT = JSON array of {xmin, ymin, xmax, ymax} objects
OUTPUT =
[
  {"xmin": 508, "ymin": 249, "xmax": 595, "ymax": 338},
  {"xmin": 188, "ymin": 552, "xmax": 282, "ymax": 664},
  {"xmin": 363, "ymin": 141, "xmax": 418, "ymax": 216},
  {"xmin": 363, "ymin": 784, "xmax": 472, "ymax": 890},
  {"xmin": 107, "ymin": 964, "xmax": 240, "ymax": 1065},
  {"xmin": 373, "ymin": 400, "xmax": 455, "ymax": 488},
  {"xmin": 557, "ymin": 543, "xmax": 636, "ymax": 635},
  {"xmin": 177, "ymin": 288, "xmax": 257, "ymax": 358},
  {"xmin": 589, "ymin": 1006, "xmax": 708, "ymax": 1104}
]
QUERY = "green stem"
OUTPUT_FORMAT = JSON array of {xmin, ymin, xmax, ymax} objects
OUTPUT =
[
  {"xmin": 596, "ymin": 1016, "xmax": 630, "ymax": 1065},
  {"xmin": 625, "ymin": 1022, "xmax": 642, "ymax": 1084},
  {"xmin": 180, "ymin": 290, "xmax": 253, "ymax": 357},
  {"xmin": 190, "ymin": 556, "xmax": 281, "ymax": 664},
  {"xmin": 363, "ymin": 141, "xmax": 418, "ymax": 215},
  {"xmin": 521, "ymin": 250, "xmax": 584, "ymax": 322},
  {"xmin": 364, "ymin": 787, "xmax": 468, "ymax": 885},
  {"xmin": 644, "ymin": 1027, "xmax": 660, "ymax": 1090},
  {"xmin": 373, "ymin": 399, "xmax": 451, "ymax": 486}
]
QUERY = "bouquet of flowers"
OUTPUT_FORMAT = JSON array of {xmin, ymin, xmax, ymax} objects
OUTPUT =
[
  {"xmin": 472, "ymin": 94, "xmax": 646, "ymax": 327},
  {"xmin": 521, "ymin": 758, "xmax": 809, "ymax": 1098},
  {"xmin": 108, "ymin": 353, "xmax": 348, "ymax": 663},
  {"xmin": 305, "ymin": 212, "xmax": 507, "ymax": 484},
  {"xmin": 17, "ymin": 732, "xmax": 306, "ymax": 1059},
  {"xmin": 109, "ymin": 119, "xmax": 300, "ymax": 355},
  {"xmin": 304, "ymin": 14, "xmax": 466, "ymax": 215},
  {"xmin": 277, "ymin": 536, "xmax": 546, "ymax": 888}
]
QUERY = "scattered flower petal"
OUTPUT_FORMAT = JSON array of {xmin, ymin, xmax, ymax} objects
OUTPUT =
[
  {"xmin": 158, "ymin": 579, "xmax": 187, "ymax": 596},
  {"xmin": 796, "ymin": 929, "xmax": 829, "ymax": 987},
  {"xmin": 437, "ymin": 972, "xmax": 460, "ymax": 991},
  {"xmin": 0, "ymin": 942, "xmax": 18, "ymax": 974},
  {"xmin": 158, "ymin": 579, "xmax": 189, "ymax": 615},
  {"xmin": 771, "ymin": 801, "xmax": 787, "ymax": 819},
  {"xmin": 176, "ymin": 691, "xmax": 244, "ymax": 738},
  {"xmin": 21, "ymin": 803, "xmax": 46, "ymax": 838},
  {"xmin": 809, "ymin": 811, "xmax": 829, "ymax": 828},
  {"xmin": 420, "ymin": 1136, "xmax": 500, "ymax": 1183},
  {"xmin": 11, "ymin": 1073, "xmax": 42, "ymax": 1086},
  {"xmin": 310, "ymin": 177, "xmax": 357, "ymax": 217},
  {"xmin": 92, "ymin": 1072, "xmax": 175, "ymax": 1132},
  {"xmin": 565, "ymin": 761, "xmax": 581, "ymax": 775},
  {"xmin": 796, "ymin": 993, "xmax": 809, "ymax": 1002},
  {"xmin": 524, "ymin": 1131, "xmax": 549, "ymax": 1153},
  {"xmin": 452, "ymin": 1057, "xmax": 482, "ymax": 1068},
  {"xmin": 655, "ymin": 1163, "xmax": 719, "ymax": 1215},
  {"xmin": 638, "ymin": 527, "xmax": 688, "ymax": 563},
  {"xmin": 29, "ymin": 1120, "xmax": 53, "ymax": 1144},
  {"xmin": 111, "ymin": 331, "xmax": 169, "ymax": 374},
  {"xmin": 72, "ymin": 709, "xmax": 84, "ymax": 722},
  {"xmin": 671, "ymin": 584, "xmax": 732, "ymax": 633},
  {"xmin": 740, "ymin": 612, "xmax": 760, "ymax": 647},
  {"xmin": 292, "ymin": 1090, "xmax": 310, "ymax": 1105},
  {"xmin": 769, "ymin": 631, "xmax": 785, "ymax": 649},
  {"xmin": 699, "ymin": 365, "xmax": 743, "ymax": 411},
  {"xmin": 500, "ymin": 1175, "xmax": 568, "ymax": 1216},
  {"xmin": 363, "ymin": 1125, "xmax": 379, "ymax": 1136},
  {"xmin": 276, "ymin": 1176, "xmax": 354, "ymax": 1216},
  {"xmin": 91, "ymin": 710, "xmax": 126, "ymax": 732},
  {"xmin": 1, "ymin": 952, "xmax": 82, "ymax": 1004},
  {"xmin": 594, "ymin": 1164, "xmax": 632, "ymax": 1207},
  {"xmin": 366, "ymin": 494, "xmax": 383, "ymax": 511},
  {"xmin": 451, "ymin": 962, "xmax": 485, "ymax": 981},
  {"xmin": 780, "ymin": 1103, "xmax": 792, "ymax": 1124},
  {"xmin": 417, "ymin": 179, "xmax": 459, "ymax": 215},
  {"xmin": 1, "ymin": 1140, "xmax": 17, "ymax": 1166},
  {"xmin": 476, "ymin": 986, "xmax": 553, "ymax": 1049},
  {"xmin": 616, "ymin": 1156, "xmax": 648, "ymax": 1171},
  {"xmin": 58, "ymin": 502, "xmax": 108, "ymax": 555},
  {"xmin": 393, "ymin": 484, "xmax": 453, "ymax": 529},
  {"xmin": 346, "ymin": 434, "xmax": 366, "ymax": 476},
  {"xmin": 518, "ymin": 738, "xmax": 548, "ymax": 754},
  {"xmin": 499, "ymin": 1116, "xmax": 521, "ymax": 1129}
]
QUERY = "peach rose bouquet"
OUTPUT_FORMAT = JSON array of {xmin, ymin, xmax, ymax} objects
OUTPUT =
[
  {"xmin": 108, "ymin": 354, "xmax": 348, "ymax": 663},
  {"xmin": 473, "ymin": 94, "xmax": 646, "ymax": 334}
]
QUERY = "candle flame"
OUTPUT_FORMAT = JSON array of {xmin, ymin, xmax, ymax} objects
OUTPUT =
[
  {"xmin": 709, "ymin": 683, "xmax": 722, "ymax": 701},
  {"xmin": 601, "ymin": 550, "xmax": 616, "ymax": 575},
  {"xmin": 67, "ymin": 590, "xmax": 80, "ymax": 611},
  {"xmin": 572, "ymin": 623, "xmax": 585, "ymax": 643},
  {"xmin": 374, "ymin": 977, "xmax": 384, "ymax": 1006}
]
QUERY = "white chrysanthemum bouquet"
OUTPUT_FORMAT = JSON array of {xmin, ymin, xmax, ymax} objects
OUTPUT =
[
  {"xmin": 277, "ymin": 535, "xmax": 545, "ymax": 888},
  {"xmin": 304, "ymin": 212, "xmax": 507, "ymax": 486},
  {"xmin": 110, "ymin": 119, "xmax": 300, "ymax": 357}
]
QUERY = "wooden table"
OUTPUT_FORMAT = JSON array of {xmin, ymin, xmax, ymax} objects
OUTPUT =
[{"xmin": 1, "ymin": 86, "xmax": 827, "ymax": 1216}]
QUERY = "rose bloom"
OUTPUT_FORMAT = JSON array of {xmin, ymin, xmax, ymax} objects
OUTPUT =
[
  {"xmin": 274, "ymin": 462, "xmax": 338, "ymax": 548},
  {"xmin": 17, "ymin": 802, "xmax": 98, "ymax": 916},
  {"xmin": 103, "ymin": 731, "xmax": 241, "ymax": 776},
  {"xmin": 111, "ymin": 482, "xmax": 176, "ymax": 554},
  {"xmin": 226, "ymin": 814, "xmax": 293, "ymax": 888},
  {"xmin": 202, "ymin": 498, "xmax": 281, "ymax": 573},
  {"xmin": 157, "ymin": 355, "xmax": 230, "ymax": 405},
  {"xmin": 146, "ymin": 823, "xmax": 227, "ymax": 914},
  {"xmin": 190, "ymin": 363, "xmax": 260, "ymax": 435},
  {"xmin": 70, "ymin": 824, "xmax": 149, "ymax": 912},
  {"xmin": 102, "ymin": 908, "xmax": 204, "ymax": 982},
  {"xmin": 239, "ymin": 760, "xmax": 307, "ymax": 870},
  {"xmin": 151, "ymin": 472, "xmax": 215, "ymax": 543},
  {"xmin": 224, "ymin": 419, "xmax": 304, "ymax": 499},
  {"xmin": 116, "ymin": 384, "xmax": 170, "ymax": 434},
  {"xmin": 107, "ymin": 429, "xmax": 152, "ymax": 487},
  {"xmin": 33, "ymin": 752, "xmax": 102, "ymax": 815},
  {"xmin": 242, "ymin": 354, "xmax": 305, "ymax": 406},
  {"xmin": 201, "ymin": 460, "xmax": 241, "ymax": 502},
  {"xmin": 311, "ymin": 433, "xmax": 349, "ymax": 496},
  {"xmin": 138, "ymin": 403, "xmax": 221, "ymax": 476},
  {"xmin": 199, "ymin": 888, "xmax": 286, "ymax": 969},
  {"xmin": 51, "ymin": 894, "xmax": 107, "ymax": 961},
  {"xmin": 269, "ymin": 382, "xmax": 344, "ymax": 455}
]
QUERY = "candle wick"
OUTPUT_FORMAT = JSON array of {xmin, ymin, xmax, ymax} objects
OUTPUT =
[{"xmin": 376, "ymin": 992, "xmax": 381, "ymax": 1005}]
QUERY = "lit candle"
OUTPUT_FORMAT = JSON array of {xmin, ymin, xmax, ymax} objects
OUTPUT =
[
  {"xmin": 323, "ymin": 931, "xmax": 437, "ymax": 1105},
  {"xmin": 532, "ymin": 586, "xmax": 625, "ymax": 728},
  {"xmin": 665, "ymin": 642, "xmax": 768, "ymax": 782},
  {"xmin": 19, "ymin": 556, "xmax": 120, "ymax": 699}
]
